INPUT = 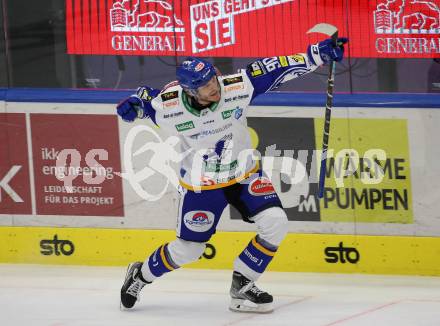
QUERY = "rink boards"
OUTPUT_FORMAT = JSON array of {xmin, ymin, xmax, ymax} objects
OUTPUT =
[
  {"xmin": 1, "ymin": 90, "xmax": 440, "ymax": 276},
  {"xmin": 1, "ymin": 226, "xmax": 439, "ymax": 276}
]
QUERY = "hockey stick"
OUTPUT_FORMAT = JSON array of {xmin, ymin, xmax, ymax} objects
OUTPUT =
[{"xmin": 307, "ymin": 23, "xmax": 338, "ymax": 199}]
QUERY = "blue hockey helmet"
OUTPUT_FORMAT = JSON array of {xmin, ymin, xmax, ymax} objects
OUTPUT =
[{"xmin": 176, "ymin": 57, "xmax": 216, "ymax": 91}]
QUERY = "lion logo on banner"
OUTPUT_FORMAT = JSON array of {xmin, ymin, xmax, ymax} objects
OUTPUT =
[
  {"xmin": 374, "ymin": 0, "xmax": 440, "ymax": 33},
  {"xmin": 110, "ymin": 0, "xmax": 184, "ymax": 32}
]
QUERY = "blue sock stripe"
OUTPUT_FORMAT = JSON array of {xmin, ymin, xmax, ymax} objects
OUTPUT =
[
  {"xmin": 255, "ymin": 235, "xmax": 278, "ymax": 253},
  {"xmin": 163, "ymin": 243, "xmax": 180, "ymax": 269},
  {"xmin": 238, "ymin": 238, "xmax": 276, "ymax": 274},
  {"xmin": 148, "ymin": 245, "xmax": 174, "ymax": 277}
]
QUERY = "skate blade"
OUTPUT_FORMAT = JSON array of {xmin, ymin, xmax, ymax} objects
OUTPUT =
[{"xmin": 229, "ymin": 298, "xmax": 274, "ymax": 314}]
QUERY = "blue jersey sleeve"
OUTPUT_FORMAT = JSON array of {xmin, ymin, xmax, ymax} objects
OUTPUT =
[
  {"xmin": 245, "ymin": 53, "xmax": 323, "ymax": 99},
  {"xmin": 135, "ymin": 86, "xmax": 160, "ymax": 125}
]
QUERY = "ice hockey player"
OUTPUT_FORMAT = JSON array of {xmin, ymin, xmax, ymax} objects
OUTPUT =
[{"xmin": 117, "ymin": 37, "xmax": 347, "ymax": 313}]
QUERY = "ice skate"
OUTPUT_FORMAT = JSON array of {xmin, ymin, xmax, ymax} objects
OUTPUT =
[
  {"xmin": 120, "ymin": 262, "xmax": 150, "ymax": 309},
  {"xmin": 229, "ymin": 271, "xmax": 274, "ymax": 314}
]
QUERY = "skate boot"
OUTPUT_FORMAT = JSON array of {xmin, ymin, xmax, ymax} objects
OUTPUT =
[
  {"xmin": 120, "ymin": 262, "xmax": 150, "ymax": 309},
  {"xmin": 229, "ymin": 271, "xmax": 274, "ymax": 313}
]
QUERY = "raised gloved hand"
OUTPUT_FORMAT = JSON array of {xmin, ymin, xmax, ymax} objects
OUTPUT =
[
  {"xmin": 116, "ymin": 86, "xmax": 159, "ymax": 123},
  {"xmin": 318, "ymin": 37, "xmax": 348, "ymax": 63},
  {"xmin": 116, "ymin": 96, "xmax": 144, "ymax": 123},
  {"xmin": 308, "ymin": 37, "xmax": 348, "ymax": 65}
]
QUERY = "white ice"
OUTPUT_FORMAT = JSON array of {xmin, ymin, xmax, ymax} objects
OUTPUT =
[{"xmin": 1, "ymin": 264, "xmax": 440, "ymax": 326}]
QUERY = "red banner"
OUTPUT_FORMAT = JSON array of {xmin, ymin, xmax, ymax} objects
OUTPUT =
[
  {"xmin": 0, "ymin": 113, "xmax": 32, "ymax": 214},
  {"xmin": 66, "ymin": 0, "xmax": 440, "ymax": 58},
  {"xmin": 31, "ymin": 114, "xmax": 124, "ymax": 217}
]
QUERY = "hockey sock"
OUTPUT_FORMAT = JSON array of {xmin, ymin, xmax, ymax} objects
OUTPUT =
[
  {"xmin": 141, "ymin": 243, "xmax": 180, "ymax": 282},
  {"xmin": 234, "ymin": 235, "xmax": 278, "ymax": 281}
]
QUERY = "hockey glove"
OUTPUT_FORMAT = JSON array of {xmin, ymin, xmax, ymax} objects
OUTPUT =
[
  {"xmin": 116, "ymin": 86, "xmax": 159, "ymax": 123},
  {"xmin": 116, "ymin": 96, "xmax": 145, "ymax": 123},
  {"xmin": 307, "ymin": 37, "xmax": 348, "ymax": 65},
  {"xmin": 135, "ymin": 86, "xmax": 159, "ymax": 102}
]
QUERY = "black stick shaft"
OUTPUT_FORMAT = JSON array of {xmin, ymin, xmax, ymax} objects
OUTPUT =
[{"xmin": 318, "ymin": 32, "xmax": 338, "ymax": 199}]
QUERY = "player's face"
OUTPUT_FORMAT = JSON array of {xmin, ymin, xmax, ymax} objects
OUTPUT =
[{"xmin": 195, "ymin": 76, "xmax": 221, "ymax": 104}]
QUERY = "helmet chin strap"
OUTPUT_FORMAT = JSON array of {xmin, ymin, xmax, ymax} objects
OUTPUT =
[
  {"xmin": 183, "ymin": 89, "xmax": 211, "ymax": 109},
  {"xmin": 183, "ymin": 87, "xmax": 198, "ymax": 97},
  {"xmin": 194, "ymin": 94, "xmax": 213, "ymax": 107},
  {"xmin": 194, "ymin": 93, "xmax": 213, "ymax": 106},
  {"xmin": 183, "ymin": 76, "xmax": 220, "ymax": 107}
]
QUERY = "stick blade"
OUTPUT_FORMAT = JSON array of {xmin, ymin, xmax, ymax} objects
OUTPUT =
[{"xmin": 307, "ymin": 23, "xmax": 338, "ymax": 36}]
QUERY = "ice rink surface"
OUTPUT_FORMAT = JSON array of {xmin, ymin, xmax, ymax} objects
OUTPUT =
[{"xmin": 1, "ymin": 264, "xmax": 440, "ymax": 326}]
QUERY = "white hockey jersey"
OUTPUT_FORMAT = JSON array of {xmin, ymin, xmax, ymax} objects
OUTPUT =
[
  {"xmin": 151, "ymin": 71, "xmax": 257, "ymax": 190},
  {"xmin": 138, "ymin": 52, "xmax": 324, "ymax": 190}
]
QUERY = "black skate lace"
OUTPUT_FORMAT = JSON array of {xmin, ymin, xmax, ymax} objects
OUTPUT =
[
  {"xmin": 240, "ymin": 281, "xmax": 265, "ymax": 296},
  {"xmin": 127, "ymin": 278, "xmax": 146, "ymax": 298},
  {"xmin": 249, "ymin": 284, "xmax": 264, "ymax": 296}
]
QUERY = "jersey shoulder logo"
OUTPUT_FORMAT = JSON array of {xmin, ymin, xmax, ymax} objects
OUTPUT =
[
  {"xmin": 161, "ymin": 90, "xmax": 179, "ymax": 101},
  {"xmin": 222, "ymin": 74, "xmax": 245, "ymax": 92},
  {"xmin": 160, "ymin": 89, "xmax": 180, "ymax": 109},
  {"xmin": 223, "ymin": 75, "xmax": 243, "ymax": 86}
]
